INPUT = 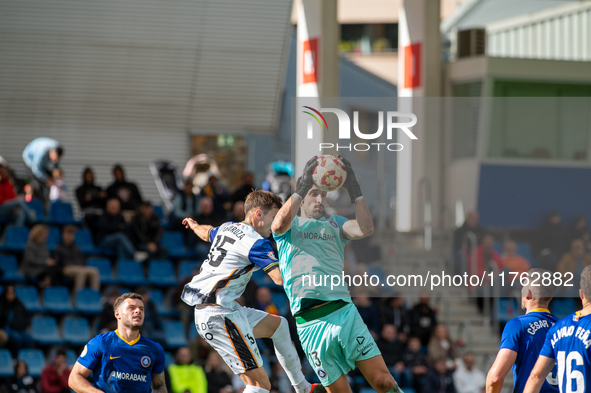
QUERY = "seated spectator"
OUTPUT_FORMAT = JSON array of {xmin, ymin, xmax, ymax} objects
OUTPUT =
[
  {"xmin": 424, "ymin": 358, "xmax": 456, "ymax": 393},
  {"xmin": 75, "ymin": 167, "xmax": 106, "ymax": 229},
  {"xmin": 501, "ymin": 240, "xmax": 531, "ymax": 275},
  {"xmin": 23, "ymin": 224, "xmax": 60, "ymax": 287},
  {"xmin": 428, "ymin": 324, "xmax": 459, "ymax": 370},
  {"xmin": 106, "ymin": 164, "xmax": 143, "ymax": 213},
  {"xmin": 200, "ymin": 175, "xmax": 229, "ymax": 218},
  {"xmin": 567, "ymin": 214, "xmax": 589, "ymax": 247},
  {"xmin": 0, "ymin": 163, "xmax": 35, "ymax": 226},
  {"xmin": 410, "ymin": 295, "xmax": 438, "ymax": 347},
  {"xmin": 49, "ymin": 168, "xmax": 67, "ymax": 202},
  {"xmin": 452, "ymin": 352, "xmax": 485, "ymax": 393},
  {"xmin": 194, "ymin": 197, "xmax": 223, "ymax": 259},
  {"xmin": 98, "ymin": 289, "xmax": 119, "ymax": 333},
  {"xmin": 138, "ymin": 289, "xmax": 164, "ymax": 343},
  {"xmin": 376, "ymin": 324, "xmax": 404, "ymax": 368},
  {"xmin": 228, "ymin": 200, "xmax": 245, "ymax": 222},
  {"xmin": 8, "ymin": 360, "xmax": 37, "ymax": 393},
  {"xmin": 468, "ymin": 234, "xmax": 503, "ymax": 277},
  {"xmin": 40, "ymin": 350, "xmax": 70, "ymax": 393},
  {"xmin": 97, "ymin": 198, "xmax": 146, "ymax": 261},
  {"xmin": 254, "ymin": 287, "xmax": 279, "ymax": 315},
  {"xmin": 353, "ymin": 295, "xmax": 380, "ymax": 338},
  {"xmin": 401, "ymin": 336, "xmax": 429, "ymax": 392},
  {"xmin": 536, "ymin": 210, "xmax": 566, "ymax": 269},
  {"xmin": 453, "ymin": 210, "xmax": 483, "ymax": 254},
  {"xmin": 380, "ymin": 296, "xmax": 411, "ymax": 339},
  {"xmin": 204, "ymin": 352, "xmax": 232, "ymax": 393},
  {"xmin": 167, "ymin": 346, "xmax": 207, "ymax": 393},
  {"xmin": 0, "ymin": 285, "xmax": 33, "ymax": 357},
  {"xmin": 172, "ymin": 180, "xmax": 200, "ymax": 228},
  {"xmin": 54, "ymin": 225, "xmax": 100, "ymax": 293},
  {"xmin": 557, "ymin": 238, "xmax": 591, "ymax": 297},
  {"xmin": 131, "ymin": 201, "xmax": 166, "ymax": 259},
  {"xmin": 231, "ymin": 172, "xmax": 255, "ymax": 204}
]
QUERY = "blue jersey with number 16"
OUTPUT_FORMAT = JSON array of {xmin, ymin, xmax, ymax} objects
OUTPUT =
[{"xmin": 540, "ymin": 312, "xmax": 591, "ymax": 393}]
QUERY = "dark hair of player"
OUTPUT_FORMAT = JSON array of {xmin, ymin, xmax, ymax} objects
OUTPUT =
[
  {"xmin": 244, "ymin": 190, "xmax": 283, "ymax": 216},
  {"xmin": 581, "ymin": 265, "xmax": 591, "ymax": 298},
  {"xmin": 55, "ymin": 146, "xmax": 64, "ymax": 157},
  {"xmin": 113, "ymin": 292, "xmax": 144, "ymax": 311},
  {"xmin": 525, "ymin": 268, "xmax": 557, "ymax": 302}
]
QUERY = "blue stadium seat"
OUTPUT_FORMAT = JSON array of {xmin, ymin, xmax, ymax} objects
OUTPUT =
[
  {"xmin": 26, "ymin": 199, "xmax": 46, "ymax": 222},
  {"xmin": 63, "ymin": 317, "xmax": 91, "ymax": 346},
  {"xmin": 163, "ymin": 321, "xmax": 188, "ymax": 348},
  {"xmin": 2, "ymin": 226, "xmax": 29, "ymax": 252},
  {"xmin": 0, "ymin": 254, "xmax": 25, "ymax": 282},
  {"xmin": 15, "ymin": 285, "xmax": 43, "ymax": 312},
  {"xmin": 117, "ymin": 259, "xmax": 148, "ymax": 286},
  {"xmin": 49, "ymin": 201, "xmax": 80, "ymax": 225},
  {"xmin": 551, "ymin": 298, "xmax": 577, "ymax": 319},
  {"xmin": 87, "ymin": 257, "xmax": 117, "ymax": 285},
  {"xmin": 188, "ymin": 324, "xmax": 198, "ymax": 341},
  {"xmin": 31, "ymin": 316, "xmax": 63, "ymax": 345},
  {"xmin": 497, "ymin": 297, "xmax": 521, "ymax": 323},
  {"xmin": 148, "ymin": 260, "xmax": 177, "ymax": 287},
  {"xmin": 47, "ymin": 226, "xmax": 61, "ymax": 251},
  {"xmin": 148, "ymin": 289, "xmax": 172, "ymax": 317},
  {"xmin": 271, "ymin": 292, "xmax": 289, "ymax": 315},
  {"xmin": 179, "ymin": 260, "xmax": 201, "ymax": 279},
  {"xmin": 75, "ymin": 288, "xmax": 102, "ymax": 314},
  {"xmin": 252, "ymin": 269, "xmax": 281, "ymax": 290},
  {"xmin": 18, "ymin": 349, "xmax": 46, "ymax": 378},
  {"xmin": 43, "ymin": 286, "xmax": 74, "ymax": 313},
  {"xmin": 49, "ymin": 349, "xmax": 77, "ymax": 367},
  {"xmin": 0, "ymin": 349, "xmax": 14, "ymax": 377},
  {"xmin": 161, "ymin": 231, "xmax": 194, "ymax": 259},
  {"xmin": 75, "ymin": 228, "xmax": 99, "ymax": 254},
  {"xmin": 164, "ymin": 352, "xmax": 174, "ymax": 368}
]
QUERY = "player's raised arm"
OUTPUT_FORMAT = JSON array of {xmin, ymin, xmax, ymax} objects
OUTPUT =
[
  {"xmin": 151, "ymin": 372, "xmax": 167, "ymax": 393},
  {"xmin": 183, "ymin": 217, "xmax": 214, "ymax": 242},
  {"xmin": 523, "ymin": 356, "xmax": 555, "ymax": 393},
  {"xmin": 68, "ymin": 362, "xmax": 103, "ymax": 393},
  {"xmin": 339, "ymin": 156, "xmax": 374, "ymax": 240},
  {"xmin": 272, "ymin": 156, "xmax": 317, "ymax": 236},
  {"xmin": 485, "ymin": 349, "xmax": 517, "ymax": 393}
]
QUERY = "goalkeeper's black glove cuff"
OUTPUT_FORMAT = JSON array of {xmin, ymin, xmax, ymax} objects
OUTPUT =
[{"xmin": 346, "ymin": 181, "xmax": 362, "ymax": 204}]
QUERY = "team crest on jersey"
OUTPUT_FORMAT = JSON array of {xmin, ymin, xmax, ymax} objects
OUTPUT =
[
  {"xmin": 141, "ymin": 356, "xmax": 151, "ymax": 368},
  {"xmin": 317, "ymin": 369, "xmax": 327, "ymax": 379},
  {"xmin": 329, "ymin": 220, "xmax": 338, "ymax": 228},
  {"xmin": 268, "ymin": 251, "xmax": 278, "ymax": 261}
]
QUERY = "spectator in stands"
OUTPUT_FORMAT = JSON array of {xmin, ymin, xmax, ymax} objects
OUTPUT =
[
  {"xmin": 138, "ymin": 289, "xmax": 164, "ymax": 343},
  {"xmin": 557, "ymin": 238, "xmax": 591, "ymax": 298},
  {"xmin": 75, "ymin": 167, "xmax": 107, "ymax": 231},
  {"xmin": 48, "ymin": 168, "xmax": 67, "ymax": 202},
  {"xmin": 97, "ymin": 198, "xmax": 146, "ymax": 261},
  {"xmin": 0, "ymin": 163, "xmax": 35, "ymax": 226},
  {"xmin": 54, "ymin": 225, "xmax": 100, "ymax": 293},
  {"xmin": 23, "ymin": 224, "xmax": 60, "ymax": 288},
  {"xmin": 410, "ymin": 295, "xmax": 438, "ymax": 346},
  {"xmin": 130, "ymin": 201, "xmax": 166, "ymax": 259},
  {"xmin": 231, "ymin": 172, "xmax": 255, "ymax": 204},
  {"xmin": 8, "ymin": 360, "xmax": 37, "ymax": 393},
  {"xmin": 228, "ymin": 200, "xmax": 246, "ymax": 223},
  {"xmin": 428, "ymin": 324, "xmax": 459, "ymax": 370},
  {"xmin": 376, "ymin": 324, "xmax": 404, "ymax": 368},
  {"xmin": 0, "ymin": 285, "xmax": 33, "ymax": 357},
  {"xmin": 401, "ymin": 336, "xmax": 429, "ymax": 393},
  {"xmin": 106, "ymin": 164, "xmax": 143, "ymax": 213},
  {"xmin": 193, "ymin": 197, "xmax": 223, "ymax": 259},
  {"xmin": 470, "ymin": 234, "xmax": 503, "ymax": 277},
  {"xmin": 204, "ymin": 351, "xmax": 232, "ymax": 393},
  {"xmin": 40, "ymin": 350, "xmax": 70, "ymax": 393},
  {"xmin": 255, "ymin": 287, "xmax": 279, "ymax": 316},
  {"xmin": 98, "ymin": 289, "xmax": 119, "ymax": 333},
  {"xmin": 424, "ymin": 358, "xmax": 456, "ymax": 393},
  {"xmin": 452, "ymin": 352, "xmax": 485, "ymax": 393},
  {"xmin": 353, "ymin": 295, "xmax": 380, "ymax": 338},
  {"xmin": 200, "ymin": 175, "xmax": 229, "ymax": 218},
  {"xmin": 536, "ymin": 210, "xmax": 566, "ymax": 269},
  {"xmin": 500, "ymin": 240, "xmax": 531, "ymax": 275},
  {"xmin": 167, "ymin": 346, "xmax": 207, "ymax": 393},
  {"xmin": 567, "ymin": 214, "xmax": 589, "ymax": 246},
  {"xmin": 380, "ymin": 296, "xmax": 412, "ymax": 339},
  {"xmin": 453, "ymin": 211, "xmax": 483, "ymax": 253},
  {"xmin": 21, "ymin": 137, "xmax": 64, "ymax": 203},
  {"xmin": 172, "ymin": 180, "xmax": 200, "ymax": 229}
]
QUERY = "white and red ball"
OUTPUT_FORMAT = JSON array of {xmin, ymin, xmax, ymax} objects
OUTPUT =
[{"xmin": 312, "ymin": 155, "xmax": 347, "ymax": 192}]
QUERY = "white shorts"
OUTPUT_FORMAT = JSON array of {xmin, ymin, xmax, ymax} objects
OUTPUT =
[{"xmin": 193, "ymin": 305, "xmax": 268, "ymax": 374}]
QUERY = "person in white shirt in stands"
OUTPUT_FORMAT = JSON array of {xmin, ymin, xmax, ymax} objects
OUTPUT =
[{"xmin": 453, "ymin": 352, "xmax": 485, "ymax": 393}]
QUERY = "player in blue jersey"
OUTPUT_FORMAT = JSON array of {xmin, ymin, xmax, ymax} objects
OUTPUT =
[
  {"xmin": 68, "ymin": 292, "xmax": 167, "ymax": 393},
  {"xmin": 486, "ymin": 268, "xmax": 559, "ymax": 393},
  {"xmin": 272, "ymin": 156, "xmax": 403, "ymax": 393},
  {"xmin": 524, "ymin": 265, "xmax": 591, "ymax": 393}
]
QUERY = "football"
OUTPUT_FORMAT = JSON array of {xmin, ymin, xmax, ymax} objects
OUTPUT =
[{"xmin": 312, "ymin": 155, "xmax": 347, "ymax": 192}]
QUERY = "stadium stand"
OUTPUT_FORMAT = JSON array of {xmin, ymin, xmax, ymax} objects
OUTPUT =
[
  {"xmin": 25, "ymin": 199, "xmax": 46, "ymax": 222},
  {"xmin": 162, "ymin": 321, "xmax": 188, "ymax": 348},
  {"xmin": 2, "ymin": 226, "xmax": 29, "ymax": 252},
  {"xmin": 48, "ymin": 201, "xmax": 80, "ymax": 225},
  {"xmin": 116, "ymin": 259, "xmax": 148, "ymax": 286},
  {"xmin": 148, "ymin": 259, "xmax": 177, "ymax": 287},
  {"xmin": 15, "ymin": 285, "xmax": 43, "ymax": 313},
  {"xmin": 0, "ymin": 349, "xmax": 14, "ymax": 377},
  {"xmin": 18, "ymin": 349, "xmax": 46, "ymax": 378},
  {"xmin": 63, "ymin": 316, "xmax": 91, "ymax": 346},
  {"xmin": 75, "ymin": 228, "xmax": 100, "ymax": 254},
  {"xmin": 86, "ymin": 257, "xmax": 118, "ymax": 285},
  {"xmin": 0, "ymin": 254, "xmax": 25, "ymax": 282},
  {"xmin": 31, "ymin": 316, "xmax": 63, "ymax": 345},
  {"xmin": 75, "ymin": 288, "xmax": 102, "ymax": 315},
  {"xmin": 161, "ymin": 231, "xmax": 194, "ymax": 259},
  {"xmin": 43, "ymin": 286, "xmax": 75, "ymax": 314}
]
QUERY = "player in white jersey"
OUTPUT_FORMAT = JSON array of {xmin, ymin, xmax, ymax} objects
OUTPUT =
[
  {"xmin": 181, "ymin": 190, "xmax": 323, "ymax": 393},
  {"xmin": 523, "ymin": 265, "xmax": 591, "ymax": 393}
]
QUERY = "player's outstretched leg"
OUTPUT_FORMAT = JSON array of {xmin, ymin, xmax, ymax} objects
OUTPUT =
[
  {"xmin": 356, "ymin": 355, "xmax": 404, "ymax": 393},
  {"xmin": 240, "ymin": 366, "xmax": 272, "ymax": 392}
]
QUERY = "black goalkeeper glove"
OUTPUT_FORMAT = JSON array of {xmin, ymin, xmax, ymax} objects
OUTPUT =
[
  {"xmin": 294, "ymin": 156, "xmax": 318, "ymax": 198},
  {"xmin": 338, "ymin": 155, "xmax": 362, "ymax": 204}
]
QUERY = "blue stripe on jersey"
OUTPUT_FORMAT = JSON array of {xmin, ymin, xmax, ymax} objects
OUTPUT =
[
  {"xmin": 500, "ymin": 311, "xmax": 559, "ymax": 393},
  {"xmin": 541, "ymin": 312, "xmax": 591, "ymax": 393},
  {"xmin": 248, "ymin": 238, "xmax": 279, "ymax": 271},
  {"xmin": 77, "ymin": 331, "xmax": 165, "ymax": 393},
  {"xmin": 209, "ymin": 226, "xmax": 220, "ymax": 243}
]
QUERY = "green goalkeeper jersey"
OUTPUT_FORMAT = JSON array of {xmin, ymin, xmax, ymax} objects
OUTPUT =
[{"xmin": 273, "ymin": 214, "xmax": 351, "ymax": 316}]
